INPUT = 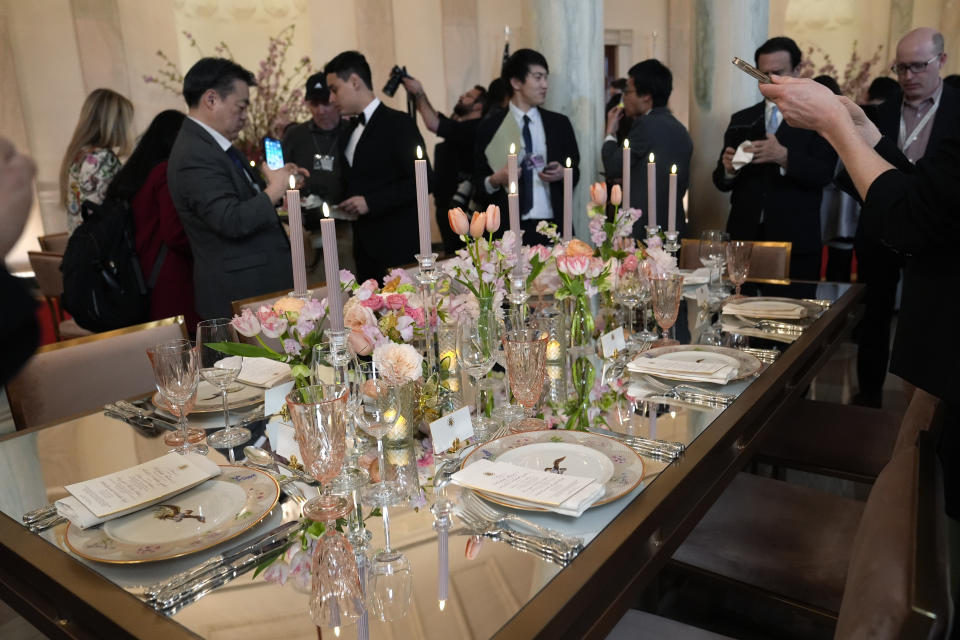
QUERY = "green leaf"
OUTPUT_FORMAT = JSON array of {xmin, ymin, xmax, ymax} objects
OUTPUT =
[
  {"xmin": 251, "ymin": 541, "xmax": 293, "ymax": 578},
  {"xmin": 290, "ymin": 363, "xmax": 310, "ymax": 380},
  {"xmin": 207, "ymin": 342, "xmax": 286, "ymax": 361}
]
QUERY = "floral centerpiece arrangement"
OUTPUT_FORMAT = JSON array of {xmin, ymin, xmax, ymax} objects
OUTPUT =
[
  {"xmin": 339, "ymin": 268, "xmax": 430, "ymax": 357},
  {"xmin": 442, "ymin": 205, "xmax": 515, "ymax": 313},
  {"xmin": 587, "ymin": 183, "xmax": 642, "ymax": 261}
]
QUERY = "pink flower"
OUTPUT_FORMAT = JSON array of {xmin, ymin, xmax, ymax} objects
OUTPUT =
[
  {"xmin": 620, "ymin": 253, "xmax": 639, "ymax": 276},
  {"xmin": 339, "ymin": 269, "xmax": 356, "ymax": 288},
  {"xmin": 294, "ymin": 316, "xmax": 316, "ymax": 339},
  {"xmin": 361, "ymin": 294, "xmax": 385, "ymax": 310},
  {"xmin": 557, "ymin": 255, "xmax": 591, "ymax": 276},
  {"xmin": 231, "ymin": 308, "xmax": 260, "ymax": 337},
  {"xmin": 298, "ymin": 298, "xmax": 325, "ymax": 322},
  {"xmin": 589, "ymin": 182, "xmax": 607, "ymax": 206},
  {"xmin": 372, "ymin": 342, "xmax": 423, "ymax": 384},
  {"xmin": 407, "ymin": 306, "xmax": 426, "ymax": 327},
  {"xmin": 469, "ymin": 211, "xmax": 486, "ymax": 238},
  {"xmin": 355, "ymin": 279, "xmax": 379, "ymax": 301},
  {"xmin": 259, "ymin": 314, "xmax": 288, "ymax": 339},
  {"xmin": 586, "ymin": 257, "xmax": 605, "ymax": 278},
  {"xmin": 565, "ymin": 238, "xmax": 595, "ymax": 258},
  {"xmin": 484, "ymin": 204, "xmax": 501, "ymax": 233},
  {"xmin": 448, "ymin": 207, "xmax": 469, "ymax": 235},
  {"xmin": 385, "ymin": 293, "xmax": 408, "ymax": 310},
  {"xmin": 611, "ymin": 184, "xmax": 622, "ymax": 206},
  {"xmin": 527, "ymin": 244, "xmax": 552, "ymax": 262},
  {"xmin": 343, "ymin": 298, "xmax": 378, "ymax": 331},
  {"xmin": 283, "ymin": 339, "xmax": 302, "ymax": 355},
  {"xmin": 386, "ymin": 268, "xmax": 414, "ymax": 286},
  {"xmin": 348, "ymin": 330, "xmax": 373, "ymax": 356}
]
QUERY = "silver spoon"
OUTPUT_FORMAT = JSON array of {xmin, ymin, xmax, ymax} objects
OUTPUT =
[{"xmin": 243, "ymin": 446, "xmax": 316, "ymax": 484}]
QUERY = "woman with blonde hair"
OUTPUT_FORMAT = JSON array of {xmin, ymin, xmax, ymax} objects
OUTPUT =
[{"xmin": 59, "ymin": 88, "xmax": 133, "ymax": 233}]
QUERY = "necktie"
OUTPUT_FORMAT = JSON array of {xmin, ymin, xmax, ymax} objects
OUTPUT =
[
  {"xmin": 520, "ymin": 114, "xmax": 533, "ymax": 215},
  {"xmin": 225, "ymin": 146, "xmax": 257, "ymax": 190},
  {"xmin": 766, "ymin": 104, "xmax": 781, "ymax": 134}
]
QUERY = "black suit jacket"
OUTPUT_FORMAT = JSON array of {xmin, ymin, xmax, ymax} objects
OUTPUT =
[
  {"xmin": 473, "ymin": 106, "xmax": 580, "ymax": 237},
  {"xmin": 602, "ymin": 106, "xmax": 693, "ymax": 236},
  {"xmin": 344, "ymin": 103, "xmax": 428, "ymax": 283},
  {"xmin": 713, "ymin": 102, "xmax": 837, "ymax": 256},
  {"xmin": 167, "ymin": 118, "xmax": 292, "ymax": 320}
]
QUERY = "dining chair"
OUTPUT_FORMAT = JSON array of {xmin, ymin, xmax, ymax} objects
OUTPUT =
[
  {"xmin": 642, "ymin": 390, "xmax": 950, "ymax": 638},
  {"xmin": 679, "ymin": 239, "xmax": 792, "ymax": 284},
  {"xmin": 27, "ymin": 251, "xmax": 91, "ymax": 341},
  {"xmin": 5, "ymin": 315, "xmax": 188, "ymax": 430},
  {"xmin": 37, "ymin": 232, "xmax": 69, "ymax": 254},
  {"xmin": 230, "ymin": 283, "xmax": 329, "ymax": 352}
]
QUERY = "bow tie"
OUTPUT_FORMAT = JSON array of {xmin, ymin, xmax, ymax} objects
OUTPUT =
[{"xmin": 350, "ymin": 113, "xmax": 366, "ymax": 127}]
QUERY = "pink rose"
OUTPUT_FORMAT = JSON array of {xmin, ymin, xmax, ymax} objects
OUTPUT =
[
  {"xmin": 407, "ymin": 306, "xmax": 426, "ymax": 327},
  {"xmin": 620, "ymin": 253, "xmax": 639, "ymax": 276},
  {"xmin": 361, "ymin": 294, "xmax": 384, "ymax": 310},
  {"xmin": 348, "ymin": 330, "xmax": 373, "ymax": 356},
  {"xmin": 231, "ymin": 308, "xmax": 260, "ymax": 337},
  {"xmin": 385, "ymin": 293, "xmax": 408, "ymax": 310},
  {"xmin": 343, "ymin": 298, "xmax": 378, "ymax": 331}
]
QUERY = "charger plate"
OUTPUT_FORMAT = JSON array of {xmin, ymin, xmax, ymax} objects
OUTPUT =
[
  {"xmin": 64, "ymin": 466, "xmax": 279, "ymax": 564},
  {"xmin": 461, "ymin": 430, "xmax": 644, "ymax": 512}
]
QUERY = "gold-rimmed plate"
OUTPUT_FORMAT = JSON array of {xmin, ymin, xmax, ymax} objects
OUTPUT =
[
  {"xmin": 64, "ymin": 466, "xmax": 279, "ymax": 564},
  {"xmin": 153, "ymin": 380, "xmax": 263, "ymax": 415},
  {"xmin": 628, "ymin": 345, "xmax": 763, "ymax": 382}
]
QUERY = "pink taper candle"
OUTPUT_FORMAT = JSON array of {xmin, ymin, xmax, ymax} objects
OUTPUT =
[
  {"xmin": 414, "ymin": 146, "xmax": 431, "ymax": 255},
  {"xmin": 286, "ymin": 175, "xmax": 308, "ymax": 296},
  {"xmin": 562, "ymin": 157, "xmax": 573, "ymax": 241},
  {"xmin": 647, "ymin": 153, "xmax": 657, "ymax": 229},
  {"xmin": 507, "ymin": 143, "xmax": 518, "ymax": 190},
  {"xmin": 668, "ymin": 164, "xmax": 678, "ymax": 233},
  {"xmin": 508, "ymin": 181, "xmax": 521, "ymax": 262},
  {"xmin": 320, "ymin": 217, "xmax": 344, "ymax": 331},
  {"xmin": 622, "ymin": 140, "xmax": 631, "ymax": 209}
]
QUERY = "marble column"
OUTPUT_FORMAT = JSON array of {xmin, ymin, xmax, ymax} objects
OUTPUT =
[
  {"xmin": 687, "ymin": 0, "xmax": 769, "ymax": 235},
  {"xmin": 523, "ymin": 0, "xmax": 603, "ymax": 241}
]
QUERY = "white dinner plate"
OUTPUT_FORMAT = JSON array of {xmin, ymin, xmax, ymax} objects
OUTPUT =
[
  {"xmin": 153, "ymin": 379, "xmax": 263, "ymax": 415},
  {"xmin": 497, "ymin": 442, "xmax": 615, "ymax": 485},
  {"xmin": 627, "ymin": 345, "xmax": 763, "ymax": 382}
]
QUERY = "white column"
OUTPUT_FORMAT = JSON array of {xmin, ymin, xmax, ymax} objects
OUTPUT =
[{"xmin": 524, "ymin": 0, "xmax": 603, "ymax": 241}]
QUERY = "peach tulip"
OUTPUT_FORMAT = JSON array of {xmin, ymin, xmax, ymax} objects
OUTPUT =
[
  {"xmin": 566, "ymin": 238, "xmax": 595, "ymax": 257},
  {"xmin": 469, "ymin": 211, "xmax": 486, "ymax": 238},
  {"xmin": 610, "ymin": 184, "xmax": 622, "ymax": 206},
  {"xmin": 589, "ymin": 182, "xmax": 607, "ymax": 206},
  {"xmin": 448, "ymin": 207, "xmax": 469, "ymax": 235},
  {"xmin": 484, "ymin": 204, "xmax": 501, "ymax": 233}
]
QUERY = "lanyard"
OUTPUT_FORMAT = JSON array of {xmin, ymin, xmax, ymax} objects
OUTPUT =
[{"xmin": 898, "ymin": 94, "xmax": 940, "ymax": 153}]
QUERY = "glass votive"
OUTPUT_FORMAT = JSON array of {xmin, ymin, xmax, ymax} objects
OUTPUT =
[{"xmin": 491, "ymin": 404, "xmax": 526, "ymax": 435}]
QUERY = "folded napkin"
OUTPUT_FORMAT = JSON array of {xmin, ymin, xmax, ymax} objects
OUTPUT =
[
  {"xmin": 219, "ymin": 356, "xmax": 292, "ymax": 388},
  {"xmin": 56, "ymin": 453, "xmax": 220, "ymax": 529},
  {"xmin": 680, "ymin": 267, "xmax": 711, "ymax": 285},
  {"xmin": 627, "ymin": 354, "xmax": 738, "ymax": 383},
  {"xmin": 731, "ymin": 141, "xmax": 754, "ymax": 170},
  {"xmin": 720, "ymin": 318, "xmax": 800, "ymax": 344},
  {"xmin": 722, "ymin": 300, "xmax": 806, "ymax": 319}
]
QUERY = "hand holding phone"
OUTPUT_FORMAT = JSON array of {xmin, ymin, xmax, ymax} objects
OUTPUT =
[
  {"xmin": 732, "ymin": 57, "xmax": 772, "ymax": 84},
  {"xmin": 263, "ymin": 136, "xmax": 284, "ymax": 170}
]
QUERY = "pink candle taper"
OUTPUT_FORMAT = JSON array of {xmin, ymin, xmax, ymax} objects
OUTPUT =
[
  {"xmin": 622, "ymin": 140, "xmax": 631, "ymax": 210},
  {"xmin": 507, "ymin": 143, "xmax": 518, "ymax": 190},
  {"xmin": 647, "ymin": 153, "xmax": 657, "ymax": 229},
  {"xmin": 508, "ymin": 181, "xmax": 521, "ymax": 263},
  {"xmin": 668, "ymin": 164, "xmax": 678, "ymax": 233},
  {"xmin": 415, "ymin": 146, "xmax": 431, "ymax": 255},
  {"xmin": 562, "ymin": 157, "xmax": 572, "ymax": 241},
  {"xmin": 320, "ymin": 217, "xmax": 344, "ymax": 331},
  {"xmin": 286, "ymin": 176, "xmax": 308, "ymax": 295}
]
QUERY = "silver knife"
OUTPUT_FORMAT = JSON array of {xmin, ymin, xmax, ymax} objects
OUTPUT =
[
  {"xmin": 103, "ymin": 409, "xmax": 158, "ymax": 435},
  {"xmin": 144, "ymin": 520, "xmax": 300, "ymax": 601},
  {"xmin": 587, "ymin": 426, "xmax": 685, "ymax": 453}
]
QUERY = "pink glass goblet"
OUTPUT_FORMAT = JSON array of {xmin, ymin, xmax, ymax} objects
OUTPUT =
[{"xmin": 651, "ymin": 273, "xmax": 685, "ymax": 346}]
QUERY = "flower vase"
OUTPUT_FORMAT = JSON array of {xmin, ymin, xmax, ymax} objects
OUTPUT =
[
  {"xmin": 566, "ymin": 294, "xmax": 596, "ymax": 431},
  {"xmin": 383, "ymin": 379, "xmax": 421, "ymax": 444}
]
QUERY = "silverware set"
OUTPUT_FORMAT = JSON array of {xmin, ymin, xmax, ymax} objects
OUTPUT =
[
  {"xmin": 639, "ymin": 374, "xmax": 737, "ymax": 407},
  {"xmin": 586, "ymin": 426, "xmax": 685, "ymax": 461},
  {"xmin": 737, "ymin": 346, "xmax": 780, "ymax": 364},
  {"xmin": 21, "ymin": 504, "xmax": 66, "ymax": 533},
  {"xmin": 734, "ymin": 315, "xmax": 806, "ymax": 336}
]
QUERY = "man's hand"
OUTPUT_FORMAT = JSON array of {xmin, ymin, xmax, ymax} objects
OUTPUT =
[
  {"xmin": 339, "ymin": 195, "xmax": 369, "ymax": 216},
  {"xmin": 263, "ymin": 162, "xmax": 309, "ymax": 203},
  {"xmin": 747, "ymin": 134, "xmax": 788, "ymax": 167},
  {"xmin": 538, "ymin": 162, "xmax": 564, "ymax": 183},
  {"xmin": 721, "ymin": 146, "xmax": 737, "ymax": 174},
  {"xmin": 0, "ymin": 137, "xmax": 37, "ymax": 258},
  {"xmin": 606, "ymin": 105, "xmax": 624, "ymax": 136},
  {"xmin": 839, "ymin": 96, "xmax": 882, "ymax": 147},
  {"xmin": 401, "ymin": 76, "xmax": 424, "ymax": 97},
  {"xmin": 489, "ymin": 165, "xmax": 509, "ymax": 189}
]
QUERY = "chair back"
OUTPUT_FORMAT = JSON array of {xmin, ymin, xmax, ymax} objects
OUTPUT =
[
  {"xmin": 679, "ymin": 239, "xmax": 792, "ymax": 283},
  {"xmin": 38, "ymin": 232, "xmax": 69, "ymax": 254},
  {"xmin": 834, "ymin": 399, "xmax": 952, "ymax": 638},
  {"xmin": 28, "ymin": 251, "xmax": 64, "ymax": 299},
  {"xmin": 5, "ymin": 316, "xmax": 188, "ymax": 430}
]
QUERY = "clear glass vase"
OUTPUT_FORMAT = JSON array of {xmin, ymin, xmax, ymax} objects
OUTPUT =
[{"xmin": 566, "ymin": 294, "xmax": 596, "ymax": 431}]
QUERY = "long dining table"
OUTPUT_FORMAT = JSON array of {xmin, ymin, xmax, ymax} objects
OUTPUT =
[{"xmin": 0, "ymin": 280, "xmax": 863, "ymax": 640}]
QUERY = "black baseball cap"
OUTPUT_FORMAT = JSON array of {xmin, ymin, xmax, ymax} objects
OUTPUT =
[{"xmin": 305, "ymin": 72, "xmax": 329, "ymax": 103}]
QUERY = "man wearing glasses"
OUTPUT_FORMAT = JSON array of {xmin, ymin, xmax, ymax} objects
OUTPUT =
[{"xmin": 848, "ymin": 27, "xmax": 960, "ymax": 408}]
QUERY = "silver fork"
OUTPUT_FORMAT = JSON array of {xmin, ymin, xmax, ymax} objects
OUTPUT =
[
  {"xmin": 460, "ymin": 491, "xmax": 584, "ymax": 550},
  {"xmin": 455, "ymin": 507, "xmax": 581, "ymax": 564},
  {"xmin": 639, "ymin": 374, "xmax": 736, "ymax": 405}
]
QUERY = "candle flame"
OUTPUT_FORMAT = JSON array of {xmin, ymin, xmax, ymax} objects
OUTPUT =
[
  {"xmin": 417, "ymin": 145, "xmax": 423, "ymax": 160},
  {"xmin": 565, "ymin": 157, "xmax": 571, "ymax": 168},
  {"xmin": 439, "ymin": 599, "xmax": 446, "ymax": 611},
  {"xmin": 624, "ymin": 139, "xmax": 630, "ymax": 149},
  {"xmin": 322, "ymin": 202, "xmax": 330, "ymax": 217},
  {"xmin": 288, "ymin": 174, "xmax": 296, "ymax": 189},
  {"xmin": 334, "ymin": 627, "xmax": 341, "ymax": 637},
  {"xmin": 510, "ymin": 181, "xmax": 517, "ymax": 194},
  {"xmin": 670, "ymin": 410, "xmax": 677, "ymax": 419},
  {"xmin": 509, "ymin": 143, "xmax": 516, "ymax": 155},
  {"xmin": 648, "ymin": 153, "xmax": 655, "ymax": 163},
  {"xmin": 249, "ymin": 160, "xmax": 255, "ymax": 167},
  {"xmin": 671, "ymin": 164, "xmax": 677, "ymax": 174}
]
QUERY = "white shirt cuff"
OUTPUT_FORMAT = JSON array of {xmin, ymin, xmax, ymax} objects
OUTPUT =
[
  {"xmin": 484, "ymin": 176, "xmax": 498, "ymax": 194},
  {"xmin": 604, "ymin": 134, "xmax": 617, "ymax": 144}
]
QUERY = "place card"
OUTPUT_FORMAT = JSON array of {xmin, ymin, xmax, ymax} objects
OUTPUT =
[
  {"xmin": 600, "ymin": 326, "xmax": 627, "ymax": 358},
  {"xmin": 264, "ymin": 380, "xmax": 295, "ymax": 417},
  {"xmin": 451, "ymin": 459, "xmax": 596, "ymax": 507},
  {"xmin": 430, "ymin": 406, "xmax": 474, "ymax": 454},
  {"xmin": 63, "ymin": 453, "xmax": 220, "ymax": 520}
]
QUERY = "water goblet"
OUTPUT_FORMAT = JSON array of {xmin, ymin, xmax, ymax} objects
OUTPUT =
[
  {"xmin": 726, "ymin": 240, "xmax": 753, "ymax": 298},
  {"xmin": 149, "ymin": 341, "xmax": 204, "ymax": 455},
  {"xmin": 651, "ymin": 273, "xmax": 685, "ymax": 346},
  {"xmin": 699, "ymin": 230, "xmax": 726, "ymax": 292},
  {"xmin": 613, "ymin": 261, "xmax": 644, "ymax": 348},
  {"xmin": 635, "ymin": 261, "xmax": 659, "ymax": 342},
  {"xmin": 356, "ymin": 371, "xmax": 405, "ymax": 507},
  {"xmin": 305, "ymin": 494, "xmax": 365, "ymax": 633},
  {"xmin": 502, "ymin": 329, "xmax": 548, "ymax": 431},
  {"xmin": 366, "ymin": 504, "xmax": 413, "ymax": 622},
  {"xmin": 286, "ymin": 384, "xmax": 349, "ymax": 510},
  {"xmin": 146, "ymin": 340, "xmax": 206, "ymax": 451},
  {"xmin": 196, "ymin": 318, "xmax": 251, "ymax": 449}
]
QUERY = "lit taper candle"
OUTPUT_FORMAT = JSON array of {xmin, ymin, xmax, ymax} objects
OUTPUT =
[
  {"xmin": 415, "ymin": 146, "xmax": 431, "ymax": 256},
  {"xmin": 668, "ymin": 164, "xmax": 678, "ymax": 233},
  {"xmin": 562, "ymin": 157, "xmax": 573, "ymax": 241},
  {"xmin": 320, "ymin": 217, "xmax": 344, "ymax": 331},
  {"xmin": 622, "ymin": 140, "xmax": 631, "ymax": 209},
  {"xmin": 286, "ymin": 175, "xmax": 308, "ymax": 295},
  {"xmin": 647, "ymin": 153, "xmax": 657, "ymax": 229}
]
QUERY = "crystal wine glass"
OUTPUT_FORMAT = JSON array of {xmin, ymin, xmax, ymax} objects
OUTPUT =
[
  {"xmin": 306, "ymin": 494, "xmax": 365, "ymax": 632},
  {"xmin": 502, "ymin": 329, "xmax": 548, "ymax": 431},
  {"xmin": 725, "ymin": 240, "xmax": 753, "ymax": 298},
  {"xmin": 613, "ymin": 261, "xmax": 644, "ymax": 348},
  {"xmin": 355, "ymin": 368, "xmax": 404, "ymax": 507},
  {"xmin": 286, "ymin": 384, "xmax": 349, "ymax": 510},
  {"xmin": 149, "ymin": 341, "xmax": 204, "ymax": 455},
  {"xmin": 457, "ymin": 313, "xmax": 497, "ymax": 418},
  {"xmin": 196, "ymin": 318, "xmax": 251, "ymax": 449},
  {"xmin": 146, "ymin": 340, "xmax": 205, "ymax": 452},
  {"xmin": 699, "ymin": 230, "xmax": 726, "ymax": 292},
  {"xmin": 651, "ymin": 273, "xmax": 685, "ymax": 346},
  {"xmin": 366, "ymin": 503, "xmax": 412, "ymax": 622}
]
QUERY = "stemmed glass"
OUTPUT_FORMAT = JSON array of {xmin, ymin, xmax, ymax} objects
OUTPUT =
[
  {"xmin": 457, "ymin": 313, "xmax": 497, "ymax": 418},
  {"xmin": 726, "ymin": 240, "xmax": 753, "ymax": 298},
  {"xmin": 306, "ymin": 494, "xmax": 365, "ymax": 632},
  {"xmin": 196, "ymin": 318, "xmax": 251, "ymax": 449},
  {"xmin": 650, "ymin": 273, "xmax": 685, "ymax": 346},
  {"xmin": 502, "ymin": 329, "xmax": 548, "ymax": 431},
  {"xmin": 366, "ymin": 504, "xmax": 413, "ymax": 622},
  {"xmin": 699, "ymin": 230, "xmax": 726, "ymax": 292},
  {"xmin": 635, "ymin": 261, "xmax": 659, "ymax": 342},
  {"xmin": 613, "ymin": 261, "xmax": 644, "ymax": 348},
  {"xmin": 149, "ymin": 341, "xmax": 204, "ymax": 455},
  {"xmin": 286, "ymin": 384, "xmax": 349, "ymax": 512},
  {"xmin": 356, "ymin": 368, "xmax": 405, "ymax": 507}
]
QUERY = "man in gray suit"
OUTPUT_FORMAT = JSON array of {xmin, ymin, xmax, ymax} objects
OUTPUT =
[
  {"xmin": 168, "ymin": 57, "xmax": 306, "ymax": 320},
  {"xmin": 602, "ymin": 59, "xmax": 693, "ymax": 237}
]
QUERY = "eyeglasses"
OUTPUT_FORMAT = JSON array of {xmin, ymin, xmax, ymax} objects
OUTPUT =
[{"xmin": 891, "ymin": 54, "xmax": 941, "ymax": 75}]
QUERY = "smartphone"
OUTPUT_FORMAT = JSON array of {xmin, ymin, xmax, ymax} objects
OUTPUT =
[
  {"xmin": 263, "ymin": 136, "xmax": 284, "ymax": 170},
  {"xmin": 732, "ymin": 57, "xmax": 772, "ymax": 84}
]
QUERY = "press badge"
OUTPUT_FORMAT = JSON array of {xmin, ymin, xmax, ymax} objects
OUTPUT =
[{"xmin": 314, "ymin": 154, "xmax": 335, "ymax": 171}]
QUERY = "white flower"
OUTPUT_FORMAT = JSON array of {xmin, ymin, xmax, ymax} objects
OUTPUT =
[{"xmin": 373, "ymin": 342, "xmax": 424, "ymax": 384}]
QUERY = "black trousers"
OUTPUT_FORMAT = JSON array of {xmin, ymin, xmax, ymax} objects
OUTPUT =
[{"xmin": 854, "ymin": 237, "xmax": 903, "ymax": 398}]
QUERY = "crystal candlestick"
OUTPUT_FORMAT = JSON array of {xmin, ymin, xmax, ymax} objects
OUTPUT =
[
  {"xmin": 663, "ymin": 230, "xmax": 680, "ymax": 255},
  {"xmin": 416, "ymin": 252, "xmax": 441, "ymax": 375},
  {"xmin": 507, "ymin": 270, "xmax": 529, "ymax": 329},
  {"xmin": 432, "ymin": 497, "xmax": 454, "ymax": 607},
  {"xmin": 646, "ymin": 225, "xmax": 661, "ymax": 243}
]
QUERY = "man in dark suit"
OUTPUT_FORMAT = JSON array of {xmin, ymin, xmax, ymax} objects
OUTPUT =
[
  {"xmin": 168, "ymin": 57, "xmax": 304, "ymax": 320},
  {"xmin": 602, "ymin": 59, "xmax": 693, "ymax": 237},
  {"xmin": 848, "ymin": 28, "xmax": 960, "ymax": 407},
  {"xmin": 324, "ymin": 51, "xmax": 427, "ymax": 284},
  {"xmin": 473, "ymin": 49, "xmax": 580, "ymax": 245},
  {"xmin": 713, "ymin": 37, "xmax": 837, "ymax": 281}
]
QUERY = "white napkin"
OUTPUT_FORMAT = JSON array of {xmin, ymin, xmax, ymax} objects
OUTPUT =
[
  {"xmin": 498, "ymin": 482, "xmax": 605, "ymax": 517},
  {"xmin": 219, "ymin": 356, "xmax": 292, "ymax": 388},
  {"xmin": 626, "ymin": 355, "xmax": 738, "ymax": 383},
  {"xmin": 722, "ymin": 300, "xmax": 805, "ymax": 319},
  {"xmin": 731, "ymin": 141, "xmax": 754, "ymax": 170},
  {"xmin": 55, "ymin": 454, "xmax": 221, "ymax": 530}
]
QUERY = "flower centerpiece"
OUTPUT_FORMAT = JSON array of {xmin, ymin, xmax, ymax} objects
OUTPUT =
[
  {"xmin": 371, "ymin": 342, "xmax": 424, "ymax": 442},
  {"xmin": 442, "ymin": 205, "xmax": 513, "ymax": 313},
  {"xmin": 587, "ymin": 182, "xmax": 642, "ymax": 261},
  {"xmin": 340, "ymin": 268, "xmax": 430, "ymax": 357}
]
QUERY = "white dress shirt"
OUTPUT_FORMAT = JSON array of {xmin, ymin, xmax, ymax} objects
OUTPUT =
[
  {"xmin": 190, "ymin": 116, "xmax": 258, "ymax": 190},
  {"xmin": 345, "ymin": 98, "xmax": 381, "ymax": 166},
  {"xmin": 485, "ymin": 101, "xmax": 553, "ymax": 220}
]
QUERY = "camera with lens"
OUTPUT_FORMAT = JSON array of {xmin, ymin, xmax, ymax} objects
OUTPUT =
[
  {"xmin": 383, "ymin": 65, "xmax": 410, "ymax": 97},
  {"xmin": 450, "ymin": 175, "xmax": 475, "ymax": 209}
]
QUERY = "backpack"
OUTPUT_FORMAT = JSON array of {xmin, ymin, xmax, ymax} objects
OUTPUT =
[{"xmin": 61, "ymin": 198, "xmax": 166, "ymax": 332}]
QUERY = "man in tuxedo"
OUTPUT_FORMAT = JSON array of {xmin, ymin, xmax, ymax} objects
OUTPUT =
[
  {"xmin": 713, "ymin": 37, "xmax": 837, "ymax": 281},
  {"xmin": 602, "ymin": 59, "xmax": 693, "ymax": 237},
  {"xmin": 324, "ymin": 51, "xmax": 427, "ymax": 284},
  {"xmin": 473, "ymin": 49, "xmax": 580, "ymax": 245},
  {"xmin": 168, "ymin": 57, "xmax": 305, "ymax": 320},
  {"xmin": 849, "ymin": 28, "xmax": 960, "ymax": 408}
]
